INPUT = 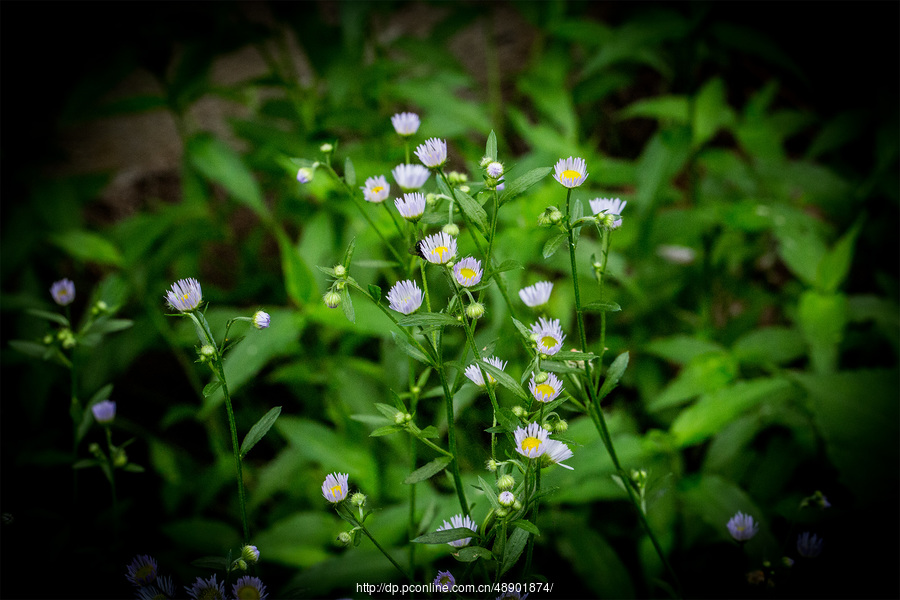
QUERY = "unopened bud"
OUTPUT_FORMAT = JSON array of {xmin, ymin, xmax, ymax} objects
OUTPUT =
[
  {"xmin": 233, "ymin": 559, "xmax": 248, "ymax": 572},
  {"xmin": 466, "ymin": 303, "xmax": 485, "ymax": 320},
  {"xmin": 442, "ymin": 223, "xmax": 460, "ymax": 236},
  {"xmin": 297, "ymin": 168, "xmax": 314, "ymax": 183},
  {"xmin": 495, "ymin": 507, "xmax": 508, "ymax": 518},
  {"xmin": 554, "ymin": 419, "xmax": 568, "ymax": 434},
  {"xmin": 479, "ymin": 156, "xmax": 492, "ymax": 168},
  {"xmin": 498, "ymin": 491, "xmax": 515, "ymax": 507},
  {"xmin": 459, "ymin": 185, "xmax": 470, "ymax": 193},
  {"xmin": 350, "ymin": 492, "xmax": 367, "ymax": 507},
  {"xmin": 511, "ymin": 406, "xmax": 526, "ymax": 418},
  {"xmin": 324, "ymin": 291, "xmax": 341, "ymax": 309},
  {"xmin": 333, "ymin": 264, "xmax": 347, "ymax": 277},
  {"xmin": 513, "ymin": 500, "xmax": 522, "ymax": 511},
  {"xmin": 549, "ymin": 209, "xmax": 563, "ymax": 225},
  {"xmin": 200, "ymin": 344, "xmax": 216, "ymax": 359},
  {"xmin": 533, "ymin": 371, "xmax": 548, "ymax": 384},
  {"xmin": 425, "ymin": 193, "xmax": 439, "ymax": 206},
  {"xmin": 241, "ymin": 545, "xmax": 260, "ymax": 564},
  {"xmin": 337, "ymin": 531, "xmax": 352, "ymax": 546},
  {"xmin": 320, "ymin": 143, "xmax": 333, "ymax": 153},
  {"xmin": 497, "ymin": 474, "xmax": 515, "ymax": 490},
  {"xmin": 486, "ymin": 459, "xmax": 499, "ymax": 473}
]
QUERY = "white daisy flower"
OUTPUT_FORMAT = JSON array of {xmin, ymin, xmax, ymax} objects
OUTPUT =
[
  {"xmin": 436, "ymin": 513, "xmax": 477, "ymax": 548},
  {"xmin": 530, "ymin": 317, "xmax": 566, "ymax": 356},
  {"xmin": 391, "ymin": 112, "xmax": 420, "ymax": 136},
  {"xmin": 361, "ymin": 175, "xmax": 390, "ymax": 203},
  {"xmin": 453, "ymin": 256, "xmax": 483, "ymax": 287},
  {"xmin": 528, "ymin": 372, "xmax": 563, "ymax": 403},
  {"xmin": 415, "ymin": 138, "xmax": 448, "ymax": 169},
  {"xmin": 165, "ymin": 278, "xmax": 203, "ymax": 312},
  {"xmin": 392, "ymin": 163, "xmax": 431, "ymax": 191},
  {"xmin": 464, "ymin": 356, "xmax": 506, "ymax": 387},
  {"xmin": 321, "ymin": 472, "xmax": 349, "ymax": 503},
  {"xmin": 542, "ymin": 439, "xmax": 574, "ymax": 470},
  {"xmin": 553, "ymin": 156, "xmax": 588, "ymax": 188},
  {"xmin": 419, "ymin": 231, "xmax": 457, "ymax": 265},
  {"xmin": 518, "ymin": 281, "xmax": 553, "ymax": 307},
  {"xmin": 395, "ymin": 192, "xmax": 426, "ymax": 221},
  {"xmin": 513, "ymin": 423, "xmax": 549, "ymax": 459},
  {"xmin": 387, "ymin": 279, "xmax": 424, "ymax": 315},
  {"xmin": 589, "ymin": 197, "xmax": 626, "ymax": 229}
]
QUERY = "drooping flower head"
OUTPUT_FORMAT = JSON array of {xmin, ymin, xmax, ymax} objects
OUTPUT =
[
  {"xmin": 464, "ymin": 356, "xmax": 506, "ymax": 387},
  {"xmin": 553, "ymin": 156, "xmax": 588, "ymax": 188},
  {"xmin": 415, "ymin": 138, "xmax": 448, "ymax": 169},
  {"xmin": 241, "ymin": 544, "xmax": 260, "ymax": 564},
  {"xmin": 542, "ymin": 439, "xmax": 574, "ymax": 470},
  {"xmin": 392, "ymin": 163, "xmax": 431, "ymax": 192},
  {"xmin": 436, "ymin": 513, "xmax": 477, "ymax": 548},
  {"xmin": 529, "ymin": 372, "xmax": 563, "ymax": 403},
  {"xmin": 395, "ymin": 192, "xmax": 426, "ymax": 221},
  {"xmin": 530, "ymin": 317, "xmax": 566, "ymax": 356},
  {"xmin": 419, "ymin": 232, "xmax": 457, "ymax": 265},
  {"xmin": 50, "ymin": 278, "xmax": 75, "ymax": 306},
  {"xmin": 252, "ymin": 310, "xmax": 270, "ymax": 330},
  {"xmin": 387, "ymin": 280, "xmax": 424, "ymax": 315},
  {"xmin": 391, "ymin": 112, "xmax": 420, "ymax": 137},
  {"xmin": 361, "ymin": 175, "xmax": 390, "ymax": 203},
  {"xmin": 165, "ymin": 278, "xmax": 203, "ymax": 312},
  {"xmin": 727, "ymin": 511, "xmax": 759, "ymax": 542},
  {"xmin": 126, "ymin": 554, "xmax": 158, "ymax": 587},
  {"xmin": 232, "ymin": 575, "xmax": 268, "ymax": 600},
  {"xmin": 519, "ymin": 281, "xmax": 553, "ymax": 307},
  {"xmin": 514, "ymin": 423, "xmax": 550, "ymax": 459},
  {"xmin": 433, "ymin": 570, "xmax": 455, "ymax": 592},
  {"xmin": 321, "ymin": 472, "xmax": 349, "ymax": 503},
  {"xmin": 797, "ymin": 532, "xmax": 823, "ymax": 558},
  {"xmin": 186, "ymin": 574, "xmax": 225, "ymax": 600},
  {"xmin": 453, "ymin": 256, "xmax": 483, "ymax": 287},
  {"xmin": 589, "ymin": 198, "xmax": 627, "ymax": 229},
  {"xmin": 92, "ymin": 400, "xmax": 116, "ymax": 424}
]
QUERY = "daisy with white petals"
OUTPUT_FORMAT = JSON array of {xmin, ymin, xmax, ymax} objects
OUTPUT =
[
  {"xmin": 553, "ymin": 156, "xmax": 588, "ymax": 188},
  {"xmin": 392, "ymin": 164, "xmax": 431, "ymax": 191},
  {"xmin": 530, "ymin": 317, "xmax": 566, "ymax": 356},
  {"xmin": 415, "ymin": 138, "xmax": 448, "ymax": 169},
  {"xmin": 321, "ymin": 472, "xmax": 349, "ymax": 503},
  {"xmin": 543, "ymin": 439, "xmax": 574, "ymax": 470},
  {"xmin": 519, "ymin": 281, "xmax": 553, "ymax": 307},
  {"xmin": 165, "ymin": 278, "xmax": 203, "ymax": 312},
  {"xmin": 361, "ymin": 175, "xmax": 390, "ymax": 203},
  {"xmin": 514, "ymin": 423, "xmax": 549, "ymax": 459},
  {"xmin": 436, "ymin": 513, "xmax": 478, "ymax": 548},
  {"xmin": 419, "ymin": 231, "xmax": 457, "ymax": 265},
  {"xmin": 391, "ymin": 112, "xmax": 420, "ymax": 137},
  {"xmin": 387, "ymin": 280, "xmax": 424, "ymax": 315},
  {"xmin": 453, "ymin": 257, "xmax": 483, "ymax": 287},
  {"xmin": 395, "ymin": 192, "xmax": 426, "ymax": 221},
  {"xmin": 529, "ymin": 372, "xmax": 563, "ymax": 403},
  {"xmin": 589, "ymin": 198, "xmax": 627, "ymax": 229},
  {"xmin": 464, "ymin": 356, "xmax": 507, "ymax": 387}
]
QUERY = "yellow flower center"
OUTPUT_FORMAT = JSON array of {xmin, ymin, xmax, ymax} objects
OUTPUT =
[
  {"xmin": 521, "ymin": 437, "xmax": 542, "ymax": 453},
  {"xmin": 561, "ymin": 169, "xmax": 581, "ymax": 180},
  {"xmin": 736, "ymin": 525, "xmax": 745, "ymax": 531},
  {"xmin": 330, "ymin": 485, "xmax": 343, "ymax": 499},
  {"xmin": 135, "ymin": 565, "xmax": 154, "ymax": 580},
  {"xmin": 431, "ymin": 246, "xmax": 449, "ymax": 260},
  {"xmin": 535, "ymin": 383, "xmax": 556, "ymax": 398},
  {"xmin": 236, "ymin": 584, "xmax": 261, "ymax": 600},
  {"xmin": 371, "ymin": 186, "xmax": 384, "ymax": 194},
  {"xmin": 541, "ymin": 335, "xmax": 559, "ymax": 349},
  {"xmin": 459, "ymin": 267, "xmax": 477, "ymax": 279},
  {"xmin": 440, "ymin": 576, "xmax": 451, "ymax": 586}
]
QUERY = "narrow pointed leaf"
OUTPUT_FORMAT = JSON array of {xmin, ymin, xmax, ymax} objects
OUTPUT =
[
  {"xmin": 597, "ymin": 351, "xmax": 629, "ymax": 401},
  {"xmin": 475, "ymin": 360, "xmax": 528, "ymax": 400},
  {"xmin": 486, "ymin": 130, "xmax": 498, "ymax": 160},
  {"xmin": 542, "ymin": 233, "xmax": 568, "ymax": 259},
  {"xmin": 499, "ymin": 167, "xmax": 552, "ymax": 206},
  {"xmin": 403, "ymin": 456, "xmax": 452, "ymax": 484},
  {"xmin": 412, "ymin": 527, "xmax": 477, "ymax": 544},
  {"xmin": 240, "ymin": 406, "xmax": 282, "ymax": 458},
  {"xmin": 582, "ymin": 301, "xmax": 621, "ymax": 313}
]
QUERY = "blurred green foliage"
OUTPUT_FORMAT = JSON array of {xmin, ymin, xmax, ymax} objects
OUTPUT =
[{"xmin": 1, "ymin": 2, "xmax": 897, "ymax": 598}]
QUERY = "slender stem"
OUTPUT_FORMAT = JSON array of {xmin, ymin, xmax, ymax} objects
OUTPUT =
[
  {"xmin": 382, "ymin": 201, "xmax": 406, "ymax": 242},
  {"xmin": 218, "ymin": 362, "xmax": 250, "ymax": 543},
  {"xmin": 342, "ymin": 505, "xmax": 414, "ymax": 582},
  {"xmin": 436, "ymin": 360, "xmax": 469, "ymax": 514}
]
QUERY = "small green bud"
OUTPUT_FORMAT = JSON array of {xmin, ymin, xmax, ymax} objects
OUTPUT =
[
  {"xmin": 411, "ymin": 386, "xmax": 421, "ymax": 395},
  {"xmin": 335, "ymin": 281, "xmax": 345, "ymax": 291},
  {"xmin": 42, "ymin": 334, "xmax": 53, "ymax": 345},
  {"xmin": 88, "ymin": 443, "xmax": 102, "ymax": 458},
  {"xmin": 549, "ymin": 209, "xmax": 563, "ymax": 225},
  {"xmin": 320, "ymin": 143, "xmax": 334, "ymax": 153},
  {"xmin": 497, "ymin": 474, "xmax": 515, "ymax": 490},
  {"xmin": 448, "ymin": 171, "xmax": 466, "ymax": 184},
  {"xmin": 466, "ymin": 303, "xmax": 485, "ymax": 320},
  {"xmin": 495, "ymin": 507, "xmax": 508, "ymax": 518},
  {"xmin": 241, "ymin": 545, "xmax": 260, "ymax": 564},
  {"xmin": 200, "ymin": 345, "xmax": 216, "ymax": 358},
  {"xmin": 297, "ymin": 167, "xmax": 314, "ymax": 183},
  {"xmin": 442, "ymin": 223, "xmax": 460, "ymax": 236},
  {"xmin": 425, "ymin": 193, "xmax": 439, "ymax": 206},
  {"xmin": 337, "ymin": 531, "xmax": 352, "ymax": 546},
  {"xmin": 511, "ymin": 405, "xmax": 526, "ymax": 418},
  {"xmin": 479, "ymin": 156, "xmax": 492, "ymax": 168},
  {"xmin": 459, "ymin": 185, "xmax": 470, "ymax": 194},
  {"xmin": 486, "ymin": 459, "xmax": 499, "ymax": 473},
  {"xmin": 533, "ymin": 371, "xmax": 548, "ymax": 384},
  {"xmin": 600, "ymin": 214, "xmax": 616, "ymax": 229},
  {"xmin": 529, "ymin": 332, "xmax": 540, "ymax": 344},
  {"xmin": 350, "ymin": 492, "xmax": 367, "ymax": 507},
  {"xmin": 324, "ymin": 291, "xmax": 341, "ymax": 309},
  {"xmin": 541, "ymin": 422, "xmax": 553, "ymax": 432},
  {"xmin": 232, "ymin": 559, "xmax": 248, "ymax": 572},
  {"xmin": 92, "ymin": 300, "xmax": 109, "ymax": 316},
  {"xmin": 333, "ymin": 264, "xmax": 347, "ymax": 277},
  {"xmin": 512, "ymin": 500, "xmax": 522, "ymax": 511},
  {"xmin": 113, "ymin": 448, "xmax": 128, "ymax": 468},
  {"xmin": 394, "ymin": 411, "xmax": 407, "ymax": 424},
  {"xmin": 782, "ymin": 557, "xmax": 794, "ymax": 568},
  {"xmin": 554, "ymin": 419, "xmax": 568, "ymax": 434}
]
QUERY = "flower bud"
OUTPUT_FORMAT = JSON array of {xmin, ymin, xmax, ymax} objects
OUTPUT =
[
  {"xmin": 92, "ymin": 300, "xmax": 109, "ymax": 316},
  {"xmin": 241, "ymin": 545, "xmax": 260, "ymax": 564},
  {"xmin": 336, "ymin": 281, "xmax": 345, "ymax": 291},
  {"xmin": 459, "ymin": 185, "xmax": 470, "ymax": 194},
  {"xmin": 486, "ymin": 162, "xmax": 503, "ymax": 178},
  {"xmin": 350, "ymin": 492, "xmax": 367, "ymax": 507},
  {"xmin": 442, "ymin": 223, "xmax": 460, "ymax": 236},
  {"xmin": 394, "ymin": 411, "xmax": 407, "ymax": 425},
  {"xmin": 113, "ymin": 447, "xmax": 128, "ymax": 468},
  {"xmin": 541, "ymin": 422, "xmax": 553, "ymax": 432},
  {"xmin": 511, "ymin": 405, "xmax": 526, "ymax": 418},
  {"xmin": 600, "ymin": 214, "xmax": 616, "ymax": 229},
  {"xmin": 252, "ymin": 310, "xmax": 270, "ymax": 330},
  {"xmin": 324, "ymin": 291, "xmax": 341, "ymax": 309},
  {"xmin": 554, "ymin": 419, "xmax": 568, "ymax": 434},
  {"xmin": 533, "ymin": 371, "xmax": 548, "ymax": 384},
  {"xmin": 337, "ymin": 531, "xmax": 352, "ymax": 546},
  {"xmin": 199, "ymin": 345, "xmax": 216, "ymax": 362},
  {"xmin": 498, "ymin": 491, "xmax": 515, "ymax": 507},
  {"xmin": 297, "ymin": 168, "xmax": 314, "ymax": 183},
  {"xmin": 425, "ymin": 193, "xmax": 439, "ymax": 206},
  {"xmin": 411, "ymin": 386, "xmax": 421, "ymax": 396},
  {"xmin": 549, "ymin": 209, "xmax": 563, "ymax": 225},
  {"xmin": 448, "ymin": 171, "xmax": 466, "ymax": 184},
  {"xmin": 495, "ymin": 507, "xmax": 508, "ymax": 518},
  {"xmin": 232, "ymin": 559, "xmax": 248, "ymax": 572},
  {"xmin": 485, "ymin": 459, "xmax": 499, "ymax": 473},
  {"xmin": 513, "ymin": 500, "xmax": 522, "ymax": 511},
  {"xmin": 333, "ymin": 264, "xmax": 347, "ymax": 278},
  {"xmin": 497, "ymin": 474, "xmax": 515, "ymax": 490},
  {"xmin": 42, "ymin": 334, "xmax": 53, "ymax": 345},
  {"xmin": 320, "ymin": 143, "xmax": 334, "ymax": 153},
  {"xmin": 479, "ymin": 156, "xmax": 492, "ymax": 168},
  {"xmin": 466, "ymin": 303, "xmax": 485, "ymax": 320}
]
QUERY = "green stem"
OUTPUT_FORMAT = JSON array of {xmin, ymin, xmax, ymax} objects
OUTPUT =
[
  {"xmin": 436, "ymin": 361, "xmax": 469, "ymax": 514},
  {"xmin": 217, "ymin": 361, "xmax": 250, "ymax": 543},
  {"xmin": 342, "ymin": 505, "xmax": 414, "ymax": 582}
]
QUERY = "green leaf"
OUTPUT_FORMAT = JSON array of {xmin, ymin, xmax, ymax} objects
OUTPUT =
[
  {"xmin": 370, "ymin": 424, "xmax": 405, "ymax": 437},
  {"xmin": 374, "ymin": 403, "xmax": 400, "ymax": 419},
  {"xmin": 397, "ymin": 312, "xmax": 460, "ymax": 328},
  {"xmin": 403, "ymin": 456, "xmax": 452, "ymax": 484},
  {"xmin": 367, "ymin": 284, "xmax": 381, "ymax": 302},
  {"xmin": 8, "ymin": 340, "xmax": 49, "ymax": 359},
  {"xmin": 187, "ymin": 134, "xmax": 265, "ymax": 216},
  {"xmin": 692, "ymin": 78, "xmax": 734, "ymax": 149},
  {"xmin": 486, "ymin": 130, "xmax": 498, "ymax": 161},
  {"xmin": 344, "ymin": 157, "xmax": 356, "ymax": 187},
  {"xmin": 494, "ymin": 407, "xmax": 521, "ymax": 434},
  {"xmin": 390, "ymin": 332, "xmax": 431, "ymax": 365},
  {"xmin": 476, "ymin": 475, "xmax": 501, "ymax": 510},
  {"xmin": 412, "ymin": 527, "xmax": 477, "ymax": 545},
  {"xmin": 49, "ymin": 230, "xmax": 123, "ymax": 267},
  {"xmin": 85, "ymin": 318, "xmax": 134, "ymax": 335},
  {"xmin": 644, "ymin": 335, "xmax": 725, "ymax": 365},
  {"xmin": 542, "ymin": 233, "xmax": 568, "ymax": 259},
  {"xmin": 341, "ymin": 286, "xmax": 355, "ymax": 323},
  {"xmin": 341, "ymin": 236, "xmax": 357, "ymax": 268},
  {"xmin": 25, "ymin": 309, "xmax": 69, "ymax": 326},
  {"xmin": 732, "ymin": 327, "xmax": 806, "ymax": 366},
  {"xmin": 454, "ymin": 188, "xmax": 489, "ymax": 235},
  {"xmin": 453, "ymin": 546, "xmax": 494, "ymax": 562},
  {"xmin": 512, "ymin": 519, "xmax": 541, "ymax": 536},
  {"xmin": 240, "ymin": 406, "xmax": 282, "ymax": 458},
  {"xmin": 797, "ymin": 290, "xmax": 847, "ymax": 374},
  {"xmin": 552, "ymin": 350, "xmax": 598, "ymax": 362},
  {"xmin": 647, "ymin": 351, "xmax": 738, "ymax": 412},
  {"xmin": 597, "ymin": 351, "xmax": 629, "ymax": 401},
  {"xmin": 582, "ymin": 301, "xmax": 621, "ymax": 313},
  {"xmin": 499, "ymin": 167, "xmax": 552, "ymax": 206},
  {"xmin": 203, "ymin": 380, "xmax": 222, "ymax": 398},
  {"xmin": 475, "ymin": 360, "xmax": 527, "ymax": 400},
  {"xmin": 499, "ymin": 527, "xmax": 530, "ymax": 576},
  {"xmin": 510, "ymin": 318, "xmax": 533, "ymax": 340},
  {"xmin": 490, "ymin": 259, "xmax": 523, "ymax": 274},
  {"xmin": 619, "ymin": 95, "xmax": 689, "ymax": 123},
  {"xmin": 816, "ymin": 218, "xmax": 864, "ymax": 293},
  {"xmin": 671, "ymin": 377, "xmax": 794, "ymax": 447},
  {"xmin": 274, "ymin": 228, "xmax": 316, "ymax": 306}
]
